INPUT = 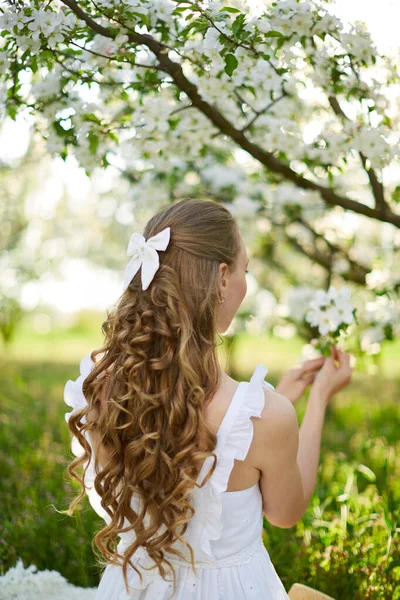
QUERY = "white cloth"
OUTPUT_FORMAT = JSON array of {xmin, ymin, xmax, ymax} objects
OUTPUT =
[{"xmin": 64, "ymin": 355, "xmax": 290, "ymax": 600}]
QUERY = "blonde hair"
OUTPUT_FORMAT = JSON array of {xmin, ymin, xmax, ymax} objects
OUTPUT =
[{"xmin": 65, "ymin": 198, "xmax": 241, "ymax": 598}]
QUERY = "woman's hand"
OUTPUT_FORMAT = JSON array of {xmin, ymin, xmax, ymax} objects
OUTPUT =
[
  {"xmin": 275, "ymin": 356, "xmax": 326, "ymax": 405},
  {"xmin": 311, "ymin": 346, "xmax": 353, "ymax": 405}
]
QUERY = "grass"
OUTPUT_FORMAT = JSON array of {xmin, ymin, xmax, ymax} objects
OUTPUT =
[{"xmin": 1, "ymin": 311, "xmax": 399, "ymax": 598}]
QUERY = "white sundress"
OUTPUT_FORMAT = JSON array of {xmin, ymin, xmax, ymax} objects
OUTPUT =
[{"xmin": 64, "ymin": 354, "xmax": 290, "ymax": 600}]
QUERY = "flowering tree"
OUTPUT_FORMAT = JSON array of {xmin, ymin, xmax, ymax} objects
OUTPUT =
[{"xmin": 1, "ymin": 0, "xmax": 399, "ymax": 354}]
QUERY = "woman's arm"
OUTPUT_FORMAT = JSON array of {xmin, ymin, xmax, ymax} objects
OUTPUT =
[
  {"xmin": 296, "ymin": 386, "xmax": 328, "ymax": 505},
  {"xmin": 256, "ymin": 385, "xmax": 329, "ymax": 527}
]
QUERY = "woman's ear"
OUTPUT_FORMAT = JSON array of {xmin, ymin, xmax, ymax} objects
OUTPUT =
[{"xmin": 218, "ymin": 263, "xmax": 228, "ymax": 289}]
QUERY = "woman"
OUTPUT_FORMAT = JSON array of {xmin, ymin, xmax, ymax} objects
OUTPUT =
[{"xmin": 64, "ymin": 198, "xmax": 352, "ymax": 600}]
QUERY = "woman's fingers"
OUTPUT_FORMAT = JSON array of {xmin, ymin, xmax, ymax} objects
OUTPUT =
[
  {"xmin": 304, "ymin": 372, "xmax": 316, "ymax": 383},
  {"xmin": 331, "ymin": 345, "xmax": 341, "ymax": 361},
  {"xmin": 300, "ymin": 357, "xmax": 325, "ymax": 373}
]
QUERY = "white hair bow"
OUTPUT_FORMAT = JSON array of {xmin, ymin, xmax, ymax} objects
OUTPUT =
[{"xmin": 123, "ymin": 226, "xmax": 171, "ymax": 292}]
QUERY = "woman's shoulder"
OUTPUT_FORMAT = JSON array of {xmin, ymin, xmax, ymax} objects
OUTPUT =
[
  {"xmin": 221, "ymin": 365, "xmax": 294, "ymax": 436},
  {"xmin": 252, "ymin": 386, "xmax": 298, "ymax": 449}
]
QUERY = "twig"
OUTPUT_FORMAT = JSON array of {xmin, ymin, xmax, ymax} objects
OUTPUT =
[
  {"xmin": 69, "ymin": 40, "xmax": 163, "ymax": 71},
  {"xmin": 241, "ymin": 92, "xmax": 287, "ymax": 133}
]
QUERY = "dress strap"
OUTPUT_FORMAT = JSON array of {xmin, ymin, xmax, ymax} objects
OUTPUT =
[{"xmin": 196, "ymin": 381, "xmax": 248, "ymax": 487}]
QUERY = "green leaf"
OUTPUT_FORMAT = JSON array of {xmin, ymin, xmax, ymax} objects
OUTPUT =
[
  {"xmin": 53, "ymin": 121, "xmax": 69, "ymax": 137},
  {"xmin": 31, "ymin": 56, "xmax": 38, "ymax": 74},
  {"xmin": 245, "ymin": 85, "xmax": 257, "ymax": 98},
  {"xmin": 179, "ymin": 17, "xmax": 209, "ymax": 37},
  {"xmin": 88, "ymin": 131, "xmax": 99, "ymax": 155},
  {"xmin": 83, "ymin": 113, "xmax": 101, "ymax": 124},
  {"xmin": 219, "ymin": 7, "xmax": 241, "ymax": 13},
  {"xmin": 384, "ymin": 510, "xmax": 393, "ymax": 530},
  {"xmin": 168, "ymin": 117, "xmax": 180, "ymax": 130},
  {"xmin": 232, "ymin": 13, "xmax": 246, "ymax": 35},
  {"xmin": 129, "ymin": 11, "xmax": 149, "ymax": 28},
  {"xmin": 384, "ymin": 323, "xmax": 394, "ymax": 340},
  {"xmin": 224, "ymin": 53, "xmax": 238, "ymax": 77},
  {"xmin": 392, "ymin": 185, "xmax": 400, "ymax": 203},
  {"xmin": 7, "ymin": 105, "xmax": 17, "ymax": 121},
  {"xmin": 264, "ymin": 30, "xmax": 284, "ymax": 38}
]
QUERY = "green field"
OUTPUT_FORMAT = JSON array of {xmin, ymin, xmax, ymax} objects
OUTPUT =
[{"xmin": 1, "ymin": 311, "xmax": 399, "ymax": 598}]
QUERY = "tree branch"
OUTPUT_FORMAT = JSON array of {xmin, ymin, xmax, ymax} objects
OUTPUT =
[
  {"xmin": 291, "ymin": 216, "xmax": 369, "ymax": 284},
  {"xmin": 284, "ymin": 229, "xmax": 333, "ymax": 269},
  {"xmin": 328, "ymin": 95, "xmax": 388, "ymax": 217},
  {"xmin": 59, "ymin": 0, "xmax": 400, "ymax": 229}
]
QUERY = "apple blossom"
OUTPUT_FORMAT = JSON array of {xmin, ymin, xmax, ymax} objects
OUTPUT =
[{"xmin": 305, "ymin": 285, "xmax": 357, "ymax": 355}]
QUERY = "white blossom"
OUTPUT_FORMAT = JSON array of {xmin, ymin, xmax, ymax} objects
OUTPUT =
[
  {"xmin": 341, "ymin": 27, "xmax": 377, "ymax": 64},
  {"xmin": 148, "ymin": 0, "xmax": 175, "ymax": 26},
  {"xmin": 366, "ymin": 268, "xmax": 396, "ymax": 292},
  {"xmin": 202, "ymin": 27, "xmax": 224, "ymax": 52},
  {"xmin": 305, "ymin": 285, "xmax": 356, "ymax": 336},
  {"xmin": 32, "ymin": 68, "xmax": 63, "ymax": 99},
  {"xmin": 360, "ymin": 325, "xmax": 386, "ymax": 353},
  {"xmin": 25, "ymin": 8, "xmax": 64, "ymax": 40},
  {"xmin": 0, "ymin": 52, "xmax": 10, "ymax": 76},
  {"xmin": 224, "ymin": 195, "xmax": 259, "ymax": 218},
  {"xmin": 136, "ymin": 95, "xmax": 175, "ymax": 133},
  {"xmin": 278, "ymin": 285, "xmax": 316, "ymax": 322},
  {"xmin": 312, "ymin": 12, "xmax": 342, "ymax": 36},
  {"xmin": 266, "ymin": 182, "xmax": 325, "ymax": 222},
  {"xmin": 201, "ymin": 163, "xmax": 244, "ymax": 191},
  {"xmin": 353, "ymin": 127, "xmax": 393, "ymax": 169},
  {"xmin": 0, "ymin": 559, "xmax": 96, "ymax": 600},
  {"xmin": 364, "ymin": 295, "xmax": 399, "ymax": 327},
  {"xmin": 15, "ymin": 34, "xmax": 42, "ymax": 55},
  {"xmin": 87, "ymin": 34, "xmax": 119, "ymax": 63},
  {"xmin": 204, "ymin": 0, "xmax": 224, "ymax": 16}
]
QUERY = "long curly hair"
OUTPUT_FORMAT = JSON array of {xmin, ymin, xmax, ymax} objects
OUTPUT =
[{"xmin": 64, "ymin": 198, "xmax": 241, "ymax": 598}]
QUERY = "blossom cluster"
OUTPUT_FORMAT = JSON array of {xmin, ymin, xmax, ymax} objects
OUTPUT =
[
  {"xmin": 360, "ymin": 295, "xmax": 400, "ymax": 355},
  {"xmin": 0, "ymin": 4, "xmax": 79, "ymax": 53},
  {"xmin": 305, "ymin": 285, "xmax": 356, "ymax": 341},
  {"xmin": 0, "ymin": 559, "xmax": 96, "ymax": 600},
  {"xmin": 274, "ymin": 280, "xmax": 399, "ymax": 358}
]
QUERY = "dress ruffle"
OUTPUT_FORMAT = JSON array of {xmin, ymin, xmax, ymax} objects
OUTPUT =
[
  {"xmin": 63, "ymin": 352, "xmax": 110, "ymax": 520},
  {"xmin": 196, "ymin": 364, "xmax": 275, "ymax": 560},
  {"xmin": 64, "ymin": 352, "xmax": 95, "ymax": 429}
]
